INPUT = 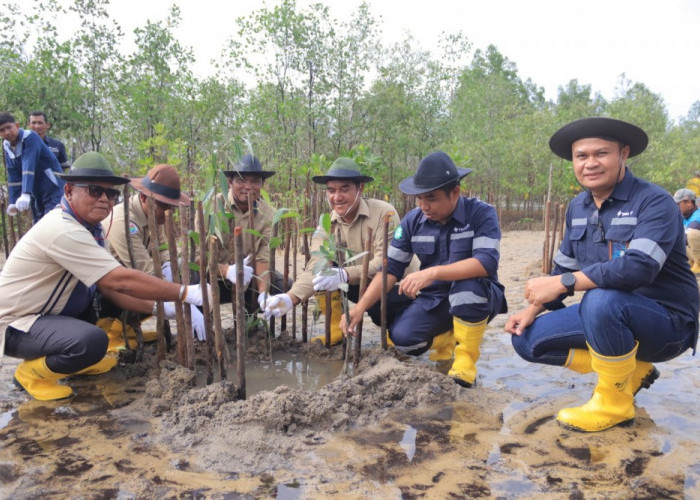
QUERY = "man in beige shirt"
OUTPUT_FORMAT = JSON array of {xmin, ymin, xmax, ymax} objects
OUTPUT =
[
  {"xmin": 0, "ymin": 152, "xmax": 208, "ymax": 401},
  {"xmin": 107, "ymin": 164, "xmax": 205, "ymax": 344},
  {"xmin": 208, "ymin": 155, "xmax": 287, "ymax": 313},
  {"xmin": 261, "ymin": 157, "xmax": 418, "ymax": 346}
]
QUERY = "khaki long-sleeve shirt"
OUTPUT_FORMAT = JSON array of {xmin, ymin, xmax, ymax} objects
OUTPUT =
[{"xmin": 289, "ymin": 197, "xmax": 418, "ymax": 302}]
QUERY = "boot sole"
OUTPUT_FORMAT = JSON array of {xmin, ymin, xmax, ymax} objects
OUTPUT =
[
  {"xmin": 452, "ymin": 376, "xmax": 474, "ymax": 388},
  {"xmin": 634, "ymin": 367, "xmax": 660, "ymax": 396},
  {"xmin": 557, "ymin": 417, "xmax": 635, "ymax": 432}
]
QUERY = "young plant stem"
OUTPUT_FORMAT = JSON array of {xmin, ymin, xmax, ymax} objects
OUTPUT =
[
  {"xmin": 196, "ymin": 201, "xmax": 215, "ymax": 383},
  {"xmin": 380, "ymin": 213, "xmax": 390, "ymax": 350},
  {"xmin": 146, "ymin": 196, "xmax": 166, "ymax": 361},
  {"xmin": 165, "ymin": 209, "xmax": 187, "ymax": 365},
  {"xmin": 234, "ymin": 226, "xmax": 247, "ymax": 399}
]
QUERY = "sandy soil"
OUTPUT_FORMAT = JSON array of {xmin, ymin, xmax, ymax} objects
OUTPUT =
[{"xmin": 0, "ymin": 230, "xmax": 699, "ymax": 499}]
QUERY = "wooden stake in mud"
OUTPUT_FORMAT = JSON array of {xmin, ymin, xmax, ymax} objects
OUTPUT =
[
  {"xmin": 282, "ymin": 218, "xmax": 290, "ymax": 332},
  {"xmin": 548, "ymin": 202, "xmax": 560, "ymax": 271},
  {"xmin": 121, "ymin": 184, "xmax": 144, "ymax": 358},
  {"xmin": 145, "ymin": 196, "xmax": 167, "ymax": 362},
  {"xmin": 355, "ymin": 227, "xmax": 373, "ymax": 367},
  {"xmin": 1, "ymin": 198, "xmax": 9, "ymax": 258},
  {"xmin": 291, "ymin": 220, "xmax": 298, "ymax": 340},
  {"xmin": 542, "ymin": 200, "xmax": 552, "ymax": 274},
  {"xmin": 301, "ymin": 231, "xmax": 310, "ymax": 342},
  {"xmin": 165, "ymin": 209, "xmax": 187, "ymax": 367},
  {"xmin": 268, "ymin": 221, "xmax": 278, "ymax": 338},
  {"xmin": 179, "ymin": 206, "xmax": 195, "ymax": 370},
  {"xmin": 196, "ymin": 202, "xmax": 215, "ymax": 384},
  {"xmin": 234, "ymin": 226, "xmax": 247, "ymax": 399},
  {"xmin": 380, "ymin": 214, "xmax": 390, "ymax": 350},
  {"xmin": 209, "ymin": 236, "xmax": 227, "ymax": 379},
  {"xmin": 247, "ymin": 191, "xmax": 257, "ymax": 297}
]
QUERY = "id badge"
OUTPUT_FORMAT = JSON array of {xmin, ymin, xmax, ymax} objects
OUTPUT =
[{"xmin": 609, "ymin": 241, "xmax": 628, "ymax": 259}]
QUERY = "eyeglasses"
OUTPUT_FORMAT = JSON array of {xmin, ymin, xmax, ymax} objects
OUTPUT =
[
  {"xmin": 72, "ymin": 183, "xmax": 121, "ymax": 202},
  {"xmin": 589, "ymin": 210, "xmax": 605, "ymax": 243},
  {"xmin": 230, "ymin": 176, "xmax": 263, "ymax": 187}
]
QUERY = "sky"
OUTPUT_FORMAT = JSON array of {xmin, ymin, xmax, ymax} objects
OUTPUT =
[{"xmin": 59, "ymin": 0, "xmax": 700, "ymax": 122}]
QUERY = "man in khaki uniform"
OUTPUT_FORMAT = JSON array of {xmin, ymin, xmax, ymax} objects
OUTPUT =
[
  {"xmin": 262, "ymin": 157, "xmax": 419, "ymax": 346},
  {"xmin": 0, "ymin": 152, "xmax": 209, "ymax": 401},
  {"xmin": 208, "ymin": 155, "xmax": 286, "ymax": 312},
  {"xmin": 107, "ymin": 164, "xmax": 205, "ymax": 344}
]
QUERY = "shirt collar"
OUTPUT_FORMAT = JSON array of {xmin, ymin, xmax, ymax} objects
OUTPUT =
[
  {"xmin": 583, "ymin": 166, "xmax": 635, "ymax": 207},
  {"xmin": 417, "ymin": 196, "xmax": 466, "ymax": 226}
]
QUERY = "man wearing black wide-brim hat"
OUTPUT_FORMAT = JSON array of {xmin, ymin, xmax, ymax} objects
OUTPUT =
[
  {"xmin": 342, "ymin": 151, "xmax": 507, "ymax": 388},
  {"xmin": 0, "ymin": 152, "xmax": 210, "ymax": 401},
  {"xmin": 506, "ymin": 117, "xmax": 699, "ymax": 433}
]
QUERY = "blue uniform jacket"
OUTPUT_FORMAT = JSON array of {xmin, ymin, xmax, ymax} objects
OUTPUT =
[
  {"xmin": 387, "ymin": 196, "xmax": 503, "ymax": 311},
  {"xmin": 43, "ymin": 135, "xmax": 69, "ymax": 168},
  {"xmin": 553, "ymin": 168, "xmax": 699, "ymax": 349},
  {"xmin": 3, "ymin": 129, "xmax": 64, "ymax": 203}
]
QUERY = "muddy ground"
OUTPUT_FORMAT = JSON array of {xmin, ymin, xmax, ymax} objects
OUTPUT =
[{"xmin": 0, "ymin": 230, "xmax": 699, "ymax": 499}]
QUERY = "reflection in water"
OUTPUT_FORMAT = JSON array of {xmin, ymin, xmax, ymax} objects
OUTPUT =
[
  {"xmin": 195, "ymin": 352, "xmax": 344, "ymax": 394},
  {"xmin": 0, "ymin": 409, "xmax": 14, "ymax": 430},
  {"xmin": 398, "ymin": 425, "xmax": 416, "ymax": 462}
]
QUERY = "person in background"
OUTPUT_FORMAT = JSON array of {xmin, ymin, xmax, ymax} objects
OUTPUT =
[
  {"xmin": 28, "ymin": 111, "xmax": 70, "ymax": 170},
  {"xmin": 1, "ymin": 112, "xmax": 64, "ymax": 222},
  {"xmin": 506, "ymin": 117, "xmax": 698, "ymax": 432},
  {"xmin": 0, "ymin": 152, "xmax": 209, "ymax": 401},
  {"xmin": 673, "ymin": 188, "xmax": 700, "ymax": 273}
]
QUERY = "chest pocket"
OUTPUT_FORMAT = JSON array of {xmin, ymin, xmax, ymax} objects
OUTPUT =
[
  {"xmin": 449, "ymin": 232, "xmax": 473, "ymax": 262},
  {"xmin": 606, "ymin": 219, "xmax": 636, "ymax": 243},
  {"xmin": 411, "ymin": 237, "xmax": 435, "ymax": 260},
  {"xmin": 568, "ymin": 225, "xmax": 586, "ymax": 242}
]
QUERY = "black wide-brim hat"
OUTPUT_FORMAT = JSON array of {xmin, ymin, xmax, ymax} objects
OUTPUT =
[
  {"xmin": 549, "ymin": 117, "xmax": 649, "ymax": 161},
  {"xmin": 399, "ymin": 151, "xmax": 472, "ymax": 195},
  {"xmin": 56, "ymin": 151, "xmax": 130, "ymax": 185},
  {"xmin": 312, "ymin": 157, "xmax": 374, "ymax": 184},
  {"xmin": 222, "ymin": 154, "xmax": 275, "ymax": 179}
]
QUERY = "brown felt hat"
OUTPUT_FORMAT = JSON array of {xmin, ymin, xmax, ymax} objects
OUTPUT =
[{"xmin": 130, "ymin": 164, "xmax": 190, "ymax": 207}]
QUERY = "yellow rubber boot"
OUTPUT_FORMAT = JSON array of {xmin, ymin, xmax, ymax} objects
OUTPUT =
[
  {"xmin": 13, "ymin": 357, "xmax": 73, "ymax": 401},
  {"xmin": 557, "ymin": 342, "xmax": 638, "ymax": 432},
  {"xmin": 565, "ymin": 347, "xmax": 658, "ymax": 395},
  {"xmin": 564, "ymin": 348, "xmax": 592, "ymax": 374},
  {"xmin": 429, "ymin": 330, "xmax": 455, "ymax": 361},
  {"xmin": 98, "ymin": 318, "xmax": 158, "ymax": 352},
  {"xmin": 448, "ymin": 318, "xmax": 487, "ymax": 388},
  {"xmin": 311, "ymin": 292, "xmax": 343, "ymax": 346},
  {"xmin": 73, "ymin": 353, "xmax": 118, "ymax": 376}
]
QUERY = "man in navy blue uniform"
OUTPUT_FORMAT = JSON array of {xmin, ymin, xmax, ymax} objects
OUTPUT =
[
  {"xmin": 506, "ymin": 117, "xmax": 699, "ymax": 432},
  {"xmin": 342, "ymin": 151, "xmax": 507, "ymax": 387},
  {"xmin": 1, "ymin": 112, "xmax": 64, "ymax": 222},
  {"xmin": 28, "ymin": 111, "xmax": 70, "ymax": 170}
]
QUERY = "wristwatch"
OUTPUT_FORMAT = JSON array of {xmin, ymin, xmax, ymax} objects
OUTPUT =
[{"xmin": 561, "ymin": 272, "xmax": 576, "ymax": 296}]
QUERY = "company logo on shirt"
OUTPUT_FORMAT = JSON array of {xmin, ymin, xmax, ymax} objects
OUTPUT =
[
  {"xmin": 129, "ymin": 222, "xmax": 139, "ymax": 235},
  {"xmin": 453, "ymin": 225, "xmax": 471, "ymax": 232},
  {"xmin": 617, "ymin": 210, "xmax": 634, "ymax": 217},
  {"xmin": 394, "ymin": 226, "xmax": 404, "ymax": 240}
]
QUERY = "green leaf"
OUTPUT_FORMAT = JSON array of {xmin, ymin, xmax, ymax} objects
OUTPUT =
[
  {"xmin": 188, "ymin": 230, "xmax": 200, "ymax": 246},
  {"xmin": 344, "ymin": 250, "xmax": 369, "ymax": 265},
  {"xmin": 158, "ymin": 242, "xmax": 169, "ymax": 251},
  {"xmin": 320, "ymin": 213, "xmax": 331, "ymax": 236},
  {"xmin": 269, "ymin": 235, "xmax": 283, "ymax": 249},
  {"xmin": 244, "ymin": 228, "xmax": 263, "ymax": 238},
  {"xmin": 188, "ymin": 262, "xmax": 200, "ymax": 272}
]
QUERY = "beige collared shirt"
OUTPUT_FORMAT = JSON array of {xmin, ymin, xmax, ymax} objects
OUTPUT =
[
  {"xmin": 0, "ymin": 208, "xmax": 121, "ymax": 355},
  {"xmin": 106, "ymin": 194, "xmax": 170, "ymax": 274},
  {"xmin": 289, "ymin": 197, "xmax": 418, "ymax": 302}
]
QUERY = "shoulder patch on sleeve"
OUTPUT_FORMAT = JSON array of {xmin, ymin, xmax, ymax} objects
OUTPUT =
[
  {"xmin": 129, "ymin": 222, "xmax": 140, "ymax": 235},
  {"xmin": 394, "ymin": 226, "xmax": 404, "ymax": 240}
]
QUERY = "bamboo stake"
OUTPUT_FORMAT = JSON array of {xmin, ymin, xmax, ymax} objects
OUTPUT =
[
  {"xmin": 282, "ymin": 218, "xmax": 290, "ymax": 332},
  {"xmin": 180, "ymin": 207, "xmax": 194, "ymax": 370},
  {"xmin": 301, "ymin": 231, "xmax": 310, "ymax": 342},
  {"xmin": 542, "ymin": 200, "xmax": 552, "ymax": 274},
  {"xmin": 145, "ymin": 196, "xmax": 166, "ymax": 362},
  {"xmin": 197, "ymin": 202, "xmax": 215, "ymax": 384},
  {"xmin": 558, "ymin": 203, "xmax": 566, "ymax": 244},
  {"xmin": 268, "ymin": 221, "xmax": 278, "ymax": 338},
  {"xmin": 291, "ymin": 220, "xmax": 298, "ymax": 340},
  {"xmin": 165, "ymin": 209, "xmax": 187, "ymax": 367},
  {"xmin": 247, "ymin": 192, "xmax": 257, "ymax": 296},
  {"xmin": 234, "ymin": 226, "xmax": 247, "ymax": 399},
  {"xmin": 355, "ymin": 227, "xmax": 372, "ymax": 367},
  {"xmin": 548, "ymin": 202, "xmax": 560, "ymax": 271},
  {"xmin": 1, "ymin": 199, "xmax": 9, "ymax": 258},
  {"xmin": 209, "ymin": 236, "xmax": 227, "ymax": 379},
  {"xmin": 121, "ymin": 185, "xmax": 144, "ymax": 356},
  {"xmin": 380, "ymin": 214, "xmax": 390, "ymax": 350}
]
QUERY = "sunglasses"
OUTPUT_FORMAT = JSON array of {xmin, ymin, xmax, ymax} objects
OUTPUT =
[{"xmin": 72, "ymin": 183, "xmax": 121, "ymax": 202}]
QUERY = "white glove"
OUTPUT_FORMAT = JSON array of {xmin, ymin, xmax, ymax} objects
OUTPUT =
[
  {"xmin": 190, "ymin": 304, "xmax": 206, "ymax": 341},
  {"xmin": 162, "ymin": 301, "xmax": 177, "ymax": 320},
  {"xmin": 312, "ymin": 267, "xmax": 348, "ymax": 292},
  {"xmin": 16, "ymin": 193, "xmax": 31, "ymax": 212},
  {"xmin": 226, "ymin": 256, "xmax": 253, "ymax": 287},
  {"xmin": 6, "ymin": 204, "xmax": 17, "ymax": 216},
  {"xmin": 183, "ymin": 283, "xmax": 212, "ymax": 308},
  {"xmin": 257, "ymin": 291, "xmax": 270, "ymax": 311},
  {"xmin": 263, "ymin": 293, "xmax": 293, "ymax": 319},
  {"xmin": 161, "ymin": 262, "xmax": 173, "ymax": 282}
]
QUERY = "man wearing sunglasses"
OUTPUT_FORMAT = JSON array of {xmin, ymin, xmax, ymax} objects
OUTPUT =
[
  {"xmin": 105, "ymin": 164, "xmax": 206, "ymax": 346},
  {"xmin": 0, "ymin": 152, "xmax": 209, "ymax": 401},
  {"xmin": 506, "ymin": 118, "xmax": 699, "ymax": 432},
  {"xmin": 0, "ymin": 112, "xmax": 64, "ymax": 222}
]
